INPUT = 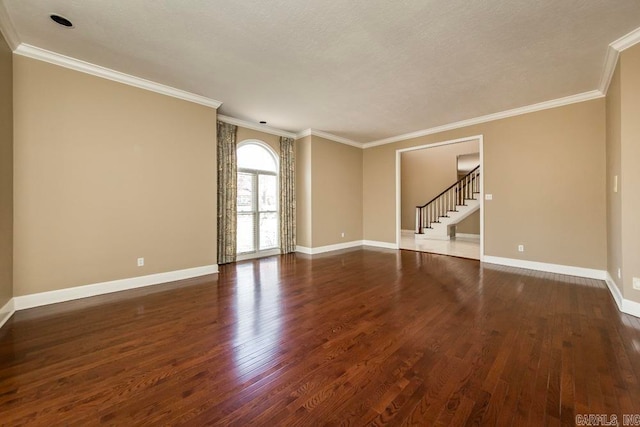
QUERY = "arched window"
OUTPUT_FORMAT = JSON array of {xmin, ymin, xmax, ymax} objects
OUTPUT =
[{"xmin": 236, "ymin": 141, "xmax": 279, "ymax": 257}]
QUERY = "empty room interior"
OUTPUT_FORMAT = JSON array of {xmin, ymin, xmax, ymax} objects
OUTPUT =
[{"xmin": 2, "ymin": 1, "xmax": 640, "ymax": 425}]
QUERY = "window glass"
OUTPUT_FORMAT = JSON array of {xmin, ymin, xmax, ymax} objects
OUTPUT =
[{"xmin": 237, "ymin": 144, "xmax": 277, "ymax": 172}]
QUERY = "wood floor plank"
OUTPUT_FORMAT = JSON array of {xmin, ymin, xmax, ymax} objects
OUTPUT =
[{"xmin": 0, "ymin": 249, "xmax": 639, "ymax": 425}]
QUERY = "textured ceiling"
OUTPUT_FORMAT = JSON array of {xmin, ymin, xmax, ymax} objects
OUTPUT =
[{"xmin": 3, "ymin": 0, "xmax": 640, "ymax": 142}]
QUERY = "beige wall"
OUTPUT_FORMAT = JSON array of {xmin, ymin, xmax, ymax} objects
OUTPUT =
[
  {"xmin": 0, "ymin": 33, "xmax": 12, "ymax": 309},
  {"xmin": 400, "ymin": 140, "xmax": 478, "ymax": 230},
  {"xmin": 311, "ymin": 136, "xmax": 363, "ymax": 247},
  {"xmin": 606, "ymin": 62, "xmax": 623, "ymax": 295},
  {"xmin": 364, "ymin": 99, "xmax": 607, "ymax": 270},
  {"xmin": 295, "ymin": 135, "xmax": 363, "ymax": 249},
  {"xmin": 620, "ymin": 44, "xmax": 640, "ymax": 303},
  {"xmin": 13, "ymin": 56, "xmax": 217, "ymax": 296},
  {"xmin": 456, "ymin": 210, "xmax": 480, "ymax": 235},
  {"xmin": 295, "ymin": 135, "xmax": 312, "ymax": 247}
]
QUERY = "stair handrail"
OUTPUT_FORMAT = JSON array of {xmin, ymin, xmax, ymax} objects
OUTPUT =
[
  {"xmin": 416, "ymin": 165, "xmax": 480, "ymax": 209},
  {"xmin": 415, "ymin": 165, "xmax": 480, "ymax": 233}
]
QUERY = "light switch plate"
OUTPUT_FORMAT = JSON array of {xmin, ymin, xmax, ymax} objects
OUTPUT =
[{"xmin": 485, "ymin": 194, "xmax": 493, "ymax": 200}]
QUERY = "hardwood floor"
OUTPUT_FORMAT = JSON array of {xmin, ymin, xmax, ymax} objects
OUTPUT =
[{"xmin": 1, "ymin": 248, "xmax": 640, "ymax": 425}]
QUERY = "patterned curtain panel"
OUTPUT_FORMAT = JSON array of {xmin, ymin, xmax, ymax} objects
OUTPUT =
[
  {"xmin": 279, "ymin": 137, "xmax": 296, "ymax": 254},
  {"xmin": 217, "ymin": 121, "xmax": 238, "ymax": 264}
]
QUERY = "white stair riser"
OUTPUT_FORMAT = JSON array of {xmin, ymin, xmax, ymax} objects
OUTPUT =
[{"xmin": 416, "ymin": 198, "xmax": 479, "ymax": 240}]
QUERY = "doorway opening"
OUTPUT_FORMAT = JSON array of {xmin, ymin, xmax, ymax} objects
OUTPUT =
[{"xmin": 395, "ymin": 135, "xmax": 484, "ymax": 260}]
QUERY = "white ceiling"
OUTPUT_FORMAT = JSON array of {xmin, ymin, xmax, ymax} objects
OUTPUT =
[{"xmin": 2, "ymin": 1, "xmax": 640, "ymax": 143}]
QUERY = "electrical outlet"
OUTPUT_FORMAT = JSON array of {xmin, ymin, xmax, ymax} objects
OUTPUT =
[
  {"xmin": 618, "ymin": 268, "xmax": 622, "ymax": 279},
  {"xmin": 633, "ymin": 277, "xmax": 640, "ymax": 290},
  {"xmin": 485, "ymin": 194, "xmax": 493, "ymax": 200},
  {"xmin": 137, "ymin": 257, "xmax": 144, "ymax": 267},
  {"xmin": 518, "ymin": 245, "xmax": 524, "ymax": 252},
  {"xmin": 614, "ymin": 175, "xmax": 618, "ymax": 193},
  {"xmin": 341, "ymin": 232, "xmax": 345, "ymax": 238}
]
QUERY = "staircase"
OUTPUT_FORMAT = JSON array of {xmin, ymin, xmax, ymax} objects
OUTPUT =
[{"xmin": 415, "ymin": 166, "xmax": 480, "ymax": 240}]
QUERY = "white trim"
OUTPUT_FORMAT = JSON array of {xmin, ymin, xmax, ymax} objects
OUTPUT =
[
  {"xmin": 295, "ymin": 240, "xmax": 363, "ymax": 255},
  {"xmin": 296, "ymin": 129, "xmax": 363, "ymax": 148},
  {"xmin": 482, "ymin": 256, "xmax": 606, "ymax": 280},
  {"xmin": 622, "ymin": 299, "xmax": 640, "ymax": 319},
  {"xmin": 605, "ymin": 272, "xmax": 640, "ymax": 318},
  {"xmin": 479, "ymin": 136, "xmax": 485, "ymax": 262},
  {"xmin": 0, "ymin": 1, "xmax": 19, "ymax": 50},
  {"xmin": 362, "ymin": 240, "xmax": 399, "ymax": 250},
  {"xmin": 13, "ymin": 265, "xmax": 218, "ymax": 310},
  {"xmin": 396, "ymin": 135, "xmax": 482, "ymax": 154},
  {"xmin": 0, "ymin": 298, "xmax": 15, "ymax": 329},
  {"xmin": 14, "ymin": 44, "xmax": 222, "ymax": 109},
  {"xmin": 236, "ymin": 248, "xmax": 281, "ymax": 261},
  {"xmin": 218, "ymin": 115, "xmax": 296, "ymax": 139},
  {"xmin": 599, "ymin": 26, "xmax": 640, "ymax": 94},
  {"xmin": 599, "ymin": 48, "xmax": 620, "ymax": 95},
  {"xmin": 395, "ymin": 135, "xmax": 484, "ymax": 261},
  {"xmin": 401, "ymin": 229, "xmax": 415, "ymax": 234},
  {"xmin": 363, "ymin": 91, "xmax": 602, "ymax": 148},
  {"xmin": 610, "ymin": 26, "xmax": 640, "ymax": 52},
  {"xmin": 456, "ymin": 233, "xmax": 481, "ymax": 239},
  {"xmin": 605, "ymin": 271, "xmax": 624, "ymax": 310}
]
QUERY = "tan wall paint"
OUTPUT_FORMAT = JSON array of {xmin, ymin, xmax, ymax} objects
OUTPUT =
[
  {"xmin": 236, "ymin": 127, "xmax": 280, "ymax": 155},
  {"xmin": 0, "ymin": 33, "xmax": 12, "ymax": 308},
  {"xmin": 606, "ymin": 62, "xmax": 623, "ymax": 295},
  {"xmin": 295, "ymin": 135, "xmax": 312, "ymax": 247},
  {"xmin": 364, "ymin": 99, "xmax": 606, "ymax": 269},
  {"xmin": 311, "ymin": 136, "xmax": 363, "ymax": 247},
  {"xmin": 456, "ymin": 210, "xmax": 480, "ymax": 235},
  {"xmin": 13, "ymin": 56, "xmax": 217, "ymax": 296},
  {"xmin": 620, "ymin": 44, "xmax": 640, "ymax": 303},
  {"xmin": 400, "ymin": 140, "xmax": 478, "ymax": 230}
]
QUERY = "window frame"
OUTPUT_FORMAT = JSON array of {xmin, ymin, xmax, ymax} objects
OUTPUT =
[{"xmin": 236, "ymin": 140, "xmax": 280, "ymax": 260}]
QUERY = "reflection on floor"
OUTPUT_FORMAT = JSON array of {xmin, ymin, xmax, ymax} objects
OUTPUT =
[{"xmin": 399, "ymin": 230, "xmax": 480, "ymax": 260}]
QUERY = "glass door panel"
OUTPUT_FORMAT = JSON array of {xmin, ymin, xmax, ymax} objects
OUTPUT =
[
  {"xmin": 258, "ymin": 174, "xmax": 277, "ymax": 212},
  {"xmin": 259, "ymin": 212, "xmax": 278, "ymax": 250},
  {"xmin": 237, "ymin": 172, "xmax": 255, "ymax": 213},
  {"xmin": 237, "ymin": 213, "xmax": 256, "ymax": 253}
]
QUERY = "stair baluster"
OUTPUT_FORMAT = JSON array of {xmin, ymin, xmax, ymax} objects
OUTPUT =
[{"xmin": 415, "ymin": 165, "xmax": 480, "ymax": 234}]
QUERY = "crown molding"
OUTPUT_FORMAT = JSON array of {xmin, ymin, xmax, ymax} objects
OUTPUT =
[
  {"xmin": 363, "ymin": 90, "xmax": 603, "ymax": 149},
  {"xmin": 0, "ymin": 1, "xmax": 19, "ymax": 50},
  {"xmin": 296, "ymin": 129, "xmax": 363, "ymax": 148},
  {"xmin": 14, "ymin": 43, "xmax": 222, "ymax": 109},
  {"xmin": 217, "ymin": 114, "xmax": 296, "ymax": 139},
  {"xmin": 599, "ymin": 26, "xmax": 640, "ymax": 94},
  {"xmin": 610, "ymin": 25, "xmax": 640, "ymax": 52},
  {"xmin": 599, "ymin": 47, "xmax": 620, "ymax": 94}
]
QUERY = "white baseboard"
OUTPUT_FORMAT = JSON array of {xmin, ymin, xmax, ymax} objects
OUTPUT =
[
  {"xmin": 363, "ymin": 240, "xmax": 399, "ymax": 250},
  {"xmin": 296, "ymin": 241, "xmax": 362, "ymax": 255},
  {"xmin": 13, "ymin": 264, "xmax": 219, "ymax": 311},
  {"xmin": 456, "ymin": 233, "xmax": 480, "ymax": 239},
  {"xmin": 401, "ymin": 229, "xmax": 415, "ymax": 234},
  {"xmin": 605, "ymin": 271, "xmax": 624, "ymax": 308},
  {"xmin": 483, "ymin": 256, "xmax": 640, "ymax": 319},
  {"xmin": 622, "ymin": 298, "xmax": 640, "ymax": 319},
  {"xmin": 482, "ymin": 256, "xmax": 607, "ymax": 280},
  {"xmin": 605, "ymin": 272, "xmax": 640, "ymax": 318},
  {"xmin": 0, "ymin": 298, "xmax": 15, "ymax": 329},
  {"xmin": 296, "ymin": 240, "xmax": 398, "ymax": 255}
]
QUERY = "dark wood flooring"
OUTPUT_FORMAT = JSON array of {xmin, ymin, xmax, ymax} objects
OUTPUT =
[{"xmin": 1, "ymin": 248, "xmax": 640, "ymax": 425}]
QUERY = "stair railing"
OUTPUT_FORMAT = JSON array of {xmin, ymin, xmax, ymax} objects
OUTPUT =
[{"xmin": 415, "ymin": 165, "xmax": 480, "ymax": 233}]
